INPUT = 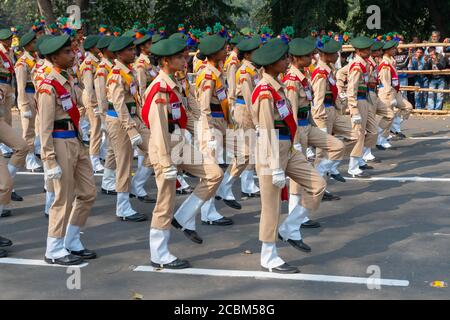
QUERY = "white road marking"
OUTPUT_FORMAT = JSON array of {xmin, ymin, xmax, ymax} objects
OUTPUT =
[
  {"xmin": 0, "ymin": 257, "xmax": 88, "ymax": 268},
  {"xmin": 16, "ymin": 172, "xmax": 104, "ymax": 177},
  {"xmin": 133, "ymin": 266, "xmax": 409, "ymax": 287},
  {"xmin": 345, "ymin": 176, "xmax": 450, "ymax": 182},
  {"xmin": 409, "ymin": 136, "xmax": 450, "ymax": 140}
]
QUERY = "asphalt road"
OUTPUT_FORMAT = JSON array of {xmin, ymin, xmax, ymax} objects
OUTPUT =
[{"xmin": 1, "ymin": 115, "xmax": 450, "ymax": 300}]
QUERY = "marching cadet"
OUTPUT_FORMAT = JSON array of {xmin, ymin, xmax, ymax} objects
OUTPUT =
[
  {"xmin": 38, "ymin": 35, "xmax": 97, "ymax": 265},
  {"xmin": 94, "ymin": 35, "xmax": 117, "ymax": 195},
  {"xmin": 106, "ymin": 36, "xmax": 153, "ymax": 222},
  {"xmin": 80, "ymin": 35, "xmax": 105, "ymax": 172},
  {"xmin": 133, "ymin": 28, "xmax": 158, "ymax": 102},
  {"xmin": 251, "ymin": 38, "xmax": 326, "ymax": 273},
  {"xmin": 15, "ymin": 31, "xmax": 43, "ymax": 172},
  {"xmin": 283, "ymin": 38, "xmax": 345, "ymax": 230},
  {"xmin": 214, "ymin": 36, "xmax": 261, "ymax": 208},
  {"xmin": 224, "ymin": 34, "xmax": 241, "ymax": 106},
  {"xmin": 0, "ymin": 28, "xmax": 28, "ymax": 203},
  {"xmin": 143, "ymin": 37, "xmax": 223, "ymax": 268},
  {"xmin": 193, "ymin": 34, "xmax": 233, "ymax": 226},
  {"xmin": 311, "ymin": 37, "xmax": 356, "ymax": 198},
  {"xmin": 376, "ymin": 40, "xmax": 412, "ymax": 150},
  {"xmin": 346, "ymin": 36, "xmax": 377, "ymax": 177}
]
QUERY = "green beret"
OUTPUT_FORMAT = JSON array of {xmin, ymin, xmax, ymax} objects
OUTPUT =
[
  {"xmin": 350, "ymin": 36, "xmax": 374, "ymax": 49},
  {"xmin": 289, "ymin": 38, "xmax": 316, "ymax": 56},
  {"xmin": 169, "ymin": 33, "xmax": 187, "ymax": 40},
  {"xmin": 0, "ymin": 29, "xmax": 13, "ymax": 40},
  {"xmin": 371, "ymin": 41, "xmax": 384, "ymax": 51},
  {"xmin": 151, "ymin": 38, "xmax": 186, "ymax": 57},
  {"xmin": 40, "ymin": 35, "xmax": 71, "ymax": 56},
  {"xmin": 19, "ymin": 31, "xmax": 36, "ymax": 48},
  {"xmin": 199, "ymin": 34, "xmax": 226, "ymax": 56},
  {"xmin": 230, "ymin": 35, "xmax": 243, "ymax": 45},
  {"xmin": 36, "ymin": 35, "xmax": 53, "ymax": 54},
  {"xmin": 236, "ymin": 36, "xmax": 260, "ymax": 52},
  {"xmin": 317, "ymin": 38, "xmax": 342, "ymax": 54},
  {"xmin": 152, "ymin": 34, "xmax": 162, "ymax": 44},
  {"xmin": 251, "ymin": 38, "xmax": 288, "ymax": 66},
  {"xmin": 97, "ymin": 36, "xmax": 114, "ymax": 50},
  {"xmin": 122, "ymin": 30, "xmax": 135, "ymax": 37},
  {"xmin": 383, "ymin": 40, "xmax": 399, "ymax": 50},
  {"xmin": 134, "ymin": 34, "xmax": 152, "ymax": 46},
  {"xmin": 83, "ymin": 35, "xmax": 100, "ymax": 50},
  {"xmin": 108, "ymin": 36, "xmax": 135, "ymax": 52}
]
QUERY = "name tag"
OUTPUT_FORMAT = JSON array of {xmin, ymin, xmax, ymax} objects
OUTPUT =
[
  {"xmin": 392, "ymin": 79, "xmax": 399, "ymax": 87},
  {"xmin": 130, "ymin": 105, "xmax": 137, "ymax": 115},
  {"xmin": 364, "ymin": 74, "xmax": 369, "ymax": 83},
  {"xmin": 305, "ymin": 89, "xmax": 312, "ymax": 101},
  {"xmin": 253, "ymin": 77, "xmax": 259, "ymax": 86},
  {"xmin": 328, "ymin": 74, "xmax": 336, "ymax": 86},
  {"xmin": 276, "ymin": 99, "xmax": 290, "ymax": 119},
  {"xmin": 216, "ymin": 87, "xmax": 227, "ymax": 102},
  {"xmin": 171, "ymin": 102, "xmax": 181, "ymax": 120},
  {"xmin": 149, "ymin": 69, "xmax": 157, "ymax": 77},
  {"xmin": 60, "ymin": 94, "xmax": 73, "ymax": 111},
  {"xmin": 130, "ymin": 82, "xmax": 137, "ymax": 95},
  {"xmin": 3, "ymin": 61, "xmax": 10, "ymax": 69}
]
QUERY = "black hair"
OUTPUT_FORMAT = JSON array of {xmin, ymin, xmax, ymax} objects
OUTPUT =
[
  {"xmin": 196, "ymin": 51, "xmax": 206, "ymax": 61},
  {"xmin": 237, "ymin": 50, "xmax": 245, "ymax": 61}
]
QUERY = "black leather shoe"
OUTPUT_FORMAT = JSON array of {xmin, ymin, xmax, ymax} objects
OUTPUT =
[
  {"xmin": 119, "ymin": 213, "xmax": 148, "ymax": 222},
  {"xmin": 322, "ymin": 191, "xmax": 341, "ymax": 201},
  {"xmin": 241, "ymin": 191, "xmax": 261, "ymax": 199},
  {"xmin": 94, "ymin": 169, "xmax": 104, "ymax": 174},
  {"xmin": 376, "ymin": 145, "xmax": 386, "ymax": 151},
  {"xmin": 367, "ymin": 158, "xmax": 381, "ymax": 163},
  {"xmin": 2, "ymin": 152, "xmax": 12, "ymax": 158},
  {"xmin": 44, "ymin": 212, "xmax": 49, "ymax": 219},
  {"xmin": 130, "ymin": 194, "xmax": 156, "ymax": 203},
  {"xmin": 171, "ymin": 219, "xmax": 203, "ymax": 244},
  {"xmin": 201, "ymin": 217, "xmax": 234, "ymax": 226},
  {"xmin": 44, "ymin": 254, "xmax": 84, "ymax": 266},
  {"xmin": 359, "ymin": 164, "xmax": 374, "ymax": 170},
  {"xmin": 151, "ymin": 258, "xmax": 191, "ymax": 269},
  {"xmin": 262, "ymin": 263, "xmax": 299, "ymax": 274},
  {"xmin": 1, "ymin": 209, "xmax": 12, "ymax": 218},
  {"xmin": 351, "ymin": 172, "xmax": 371, "ymax": 178},
  {"xmin": 391, "ymin": 131, "xmax": 407, "ymax": 139},
  {"xmin": 278, "ymin": 234, "xmax": 311, "ymax": 252},
  {"xmin": 11, "ymin": 191, "xmax": 23, "ymax": 202},
  {"xmin": 68, "ymin": 248, "xmax": 97, "ymax": 259},
  {"xmin": 0, "ymin": 249, "xmax": 7, "ymax": 258},
  {"xmin": 0, "ymin": 236, "xmax": 12, "ymax": 247},
  {"xmin": 301, "ymin": 220, "xmax": 321, "ymax": 229},
  {"xmin": 330, "ymin": 173, "xmax": 346, "ymax": 183},
  {"xmin": 215, "ymin": 196, "xmax": 241, "ymax": 210},
  {"xmin": 176, "ymin": 187, "xmax": 194, "ymax": 195},
  {"xmin": 29, "ymin": 167, "xmax": 44, "ymax": 173},
  {"xmin": 101, "ymin": 188, "xmax": 117, "ymax": 195}
]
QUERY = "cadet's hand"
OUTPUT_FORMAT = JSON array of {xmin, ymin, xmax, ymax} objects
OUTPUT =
[
  {"xmin": 183, "ymin": 129, "xmax": 192, "ymax": 144},
  {"xmin": 22, "ymin": 110, "xmax": 33, "ymax": 119},
  {"xmin": 94, "ymin": 106, "xmax": 102, "ymax": 117},
  {"xmin": 339, "ymin": 91, "xmax": 347, "ymax": 100},
  {"xmin": 351, "ymin": 113, "xmax": 362, "ymax": 125},
  {"xmin": 45, "ymin": 164, "xmax": 62, "ymax": 180},
  {"xmin": 79, "ymin": 117, "xmax": 91, "ymax": 142},
  {"xmin": 319, "ymin": 127, "xmax": 328, "ymax": 134},
  {"xmin": 293, "ymin": 143, "xmax": 302, "ymax": 153},
  {"xmin": 207, "ymin": 139, "xmax": 217, "ymax": 150},
  {"xmin": 163, "ymin": 165, "xmax": 178, "ymax": 180},
  {"xmin": 272, "ymin": 168, "xmax": 286, "ymax": 189},
  {"xmin": 391, "ymin": 99, "xmax": 398, "ymax": 108},
  {"xmin": 130, "ymin": 134, "xmax": 143, "ymax": 148}
]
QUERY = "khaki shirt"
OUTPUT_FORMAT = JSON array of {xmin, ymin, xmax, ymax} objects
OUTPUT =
[
  {"xmin": 94, "ymin": 57, "xmax": 113, "ymax": 115},
  {"xmin": 311, "ymin": 59, "xmax": 334, "ymax": 129},
  {"xmin": 144, "ymin": 70, "xmax": 185, "ymax": 168},
  {"xmin": 224, "ymin": 50, "xmax": 239, "ymax": 103},
  {"xmin": 32, "ymin": 58, "xmax": 52, "ymax": 87},
  {"xmin": 235, "ymin": 59, "xmax": 260, "ymax": 128},
  {"xmin": 346, "ymin": 54, "xmax": 369, "ymax": 115},
  {"xmin": 38, "ymin": 67, "xmax": 79, "ymax": 169},
  {"xmin": 15, "ymin": 50, "xmax": 36, "ymax": 113},
  {"xmin": 378, "ymin": 54, "xmax": 397, "ymax": 102},
  {"xmin": 80, "ymin": 52, "xmax": 99, "ymax": 111},
  {"xmin": 107, "ymin": 59, "xmax": 140, "ymax": 138},
  {"xmin": 133, "ymin": 53, "xmax": 158, "ymax": 102},
  {"xmin": 0, "ymin": 43, "xmax": 14, "ymax": 79}
]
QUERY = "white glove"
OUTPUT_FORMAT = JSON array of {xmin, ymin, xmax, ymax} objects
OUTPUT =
[
  {"xmin": 272, "ymin": 168, "xmax": 286, "ymax": 189},
  {"xmin": 94, "ymin": 106, "xmax": 102, "ymax": 117},
  {"xmin": 22, "ymin": 110, "xmax": 33, "ymax": 119},
  {"xmin": 351, "ymin": 114, "xmax": 362, "ymax": 125},
  {"xmin": 320, "ymin": 127, "xmax": 328, "ymax": 134},
  {"xmin": 293, "ymin": 143, "xmax": 302, "ymax": 152},
  {"xmin": 163, "ymin": 165, "xmax": 178, "ymax": 180},
  {"xmin": 79, "ymin": 117, "xmax": 90, "ymax": 142},
  {"xmin": 390, "ymin": 99, "xmax": 398, "ymax": 108},
  {"xmin": 207, "ymin": 139, "xmax": 217, "ymax": 151},
  {"xmin": 183, "ymin": 129, "xmax": 192, "ymax": 144},
  {"xmin": 46, "ymin": 164, "xmax": 62, "ymax": 180},
  {"xmin": 339, "ymin": 91, "xmax": 347, "ymax": 100},
  {"xmin": 130, "ymin": 134, "xmax": 143, "ymax": 148}
]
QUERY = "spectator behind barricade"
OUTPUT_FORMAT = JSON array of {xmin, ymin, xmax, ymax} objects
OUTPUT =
[
  {"xmin": 395, "ymin": 41, "xmax": 414, "ymax": 103},
  {"xmin": 426, "ymin": 31, "xmax": 444, "ymax": 55},
  {"xmin": 408, "ymin": 47, "xmax": 428, "ymax": 109},
  {"xmin": 425, "ymin": 46, "xmax": 447, "ymax": 110}
]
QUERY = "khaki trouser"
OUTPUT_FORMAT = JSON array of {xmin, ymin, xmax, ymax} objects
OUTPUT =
[
  {"xmin": 103, "ymin": 130, "xmax": 116, "ymax": 170},
  {"xmin": 365, "ymin": 91, "xmax": 380, "ymax": 148},
  {"xmin": 199, "ymin": 116, "xmax": 228, "ymax": 164},
  {"xmin": 85, "ymin": 106, "xmax": 103, "ymax": 156},
  {"xmin": 378, "ymin": 91, "xmax": 411, "ymax": 138},
  {"xmin": 256, "ymin": 140, "xmax": 326, "ymax": 243},
  {"xmin": 151, "ymin": 154, "xmax": 223, "ymax": 230},
  {"xmin": 47, "ymin": 137, "xmax": 96, "ymax": 238},
  {"xmin": 316, "ymin": 106, "xmax": 357, "ymax": 160},
  {"xmin": 291, "ymin": 124, "xmax": 344, "ymax": 195},
  {"xmin": 20, "ymin": 93, "xmax": 37, "ymax": 153},
  {"xmin": 350, "ymin": 99, "xmax": 377, "ymax": 158},
  {"xmin": 0, "ymin": 155, "xmax": 12, "ymax": 205},
  {"xmin": 0, "ymin": 118, "xmax": 27, "ymax": 168},
  {"xmin": 0, "ymin": 83, "xmax": 14, "ymax": 126},
  {"xmin": 106, "ymin": 115, "xmax": 151, "ymax": 192}
]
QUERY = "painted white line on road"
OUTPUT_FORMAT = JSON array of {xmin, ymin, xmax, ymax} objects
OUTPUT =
[
  {"xmin": 0, "ymin": 257, "xmax": 88, "ymax": 268},
  {"xmin": 16, "ymin": 172, "xmax": 104, "ymax": 177},
  {"xmin": 409, "ymin": 136, "xmax": 450, "ymax": 140},
  {"xmin": 345, "ymin": 176, "xmax": 450, "ymax": 182},
  {"xmin": 133, "ymin": 266, "xmax": 409, "ymax": 287}
]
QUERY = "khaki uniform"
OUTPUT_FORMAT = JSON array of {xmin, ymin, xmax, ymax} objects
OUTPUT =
[
  {"xmin": 80, "ymin": 53, "xmax": 103, "ymax": 158},
  {"xmin": 134, "ymin": 53, "xmax": 158, "ymax": 103},
  {"xmin": 284, "ymin": 65, "xmax": 344, "ymax": 194},
  {"xmin": 145, "ymin": 70, "xmax": 223, "ymax": 230},
  {"xmin": 252, "ymin": 72, "xmax": 326, "ymax": 243},
  {"xmin": 15, "ymin": 51, "xmax": 38, "ymax": 154},
  {"xmin": 38, "ymin": 67, "xmax": 96, "ymax": 238},
  {"xmin": 378, "ymin": 55, "xmax": 412, "ymax": 138},
  {"xmin": 106, "ymin": 59, "xmax": 151, "ymax": 192},
  {"xmin": 176, "ymin": 70, "xmax": 200, "ymax": 135},
  {"xmin": 94, "ymin": 57, "xmax": 115, "ymax": 170},
  {"xmin": 0, "ymin": 155, "xmax": 12, "ymax": 205},
  {"xmin": 346, "ymin": 55, "xmax": 378, "ymax": 157},
  {"xmin": 335, "ymin": 64, "xmax": 348, "ymax": 114},
  {"xmin": 224, "ymin": 50, "xmax": 239, "ymax": 105},
  {"xmin": 312, "ymin": 59, "xmax": 356, "ymax": 159},
  {"xmin": 0, "ymin": 43, "xmax": 15, "ymax": 126}
]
